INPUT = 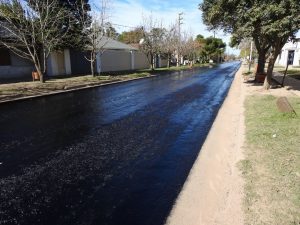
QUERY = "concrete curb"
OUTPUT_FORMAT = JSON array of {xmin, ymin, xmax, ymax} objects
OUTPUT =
[
  {"xmin": 0, "ymin": 65, "xmax": 214, "ymax": 105},
  {"xmin": 0, "ymin": 74, "xmax": 157, "ymax": 104}
]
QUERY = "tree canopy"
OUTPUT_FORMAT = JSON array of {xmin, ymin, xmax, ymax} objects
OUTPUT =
[
  {"xmin": 200, "ymin": 0, "xmax": 300, "ymax": 88},
  {"xmin": 118, "ymin": 27, "xmax": 144, "ymax": 44}
]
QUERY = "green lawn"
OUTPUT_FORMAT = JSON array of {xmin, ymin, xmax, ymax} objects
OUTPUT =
[{"xmin": 239, "ymin": 95, "xmax": 300, "ymax": 225}]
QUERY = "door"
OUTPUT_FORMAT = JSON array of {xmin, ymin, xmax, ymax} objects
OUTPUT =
[{"xmin": 287, "ymin": 50, "xmax": 295, "ymax": 65}]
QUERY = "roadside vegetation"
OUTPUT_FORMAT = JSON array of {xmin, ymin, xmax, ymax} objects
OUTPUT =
[
  {"xmin": 0, "ymin": 63, "xmax": 209, "ymax": 102},
  {"xmin": 201, "ymin": 0, "xmax": 300, "ymax": 89},
  {"xmin": 240, "ymin": 95, "xmax": 300, "ymax": 225}
]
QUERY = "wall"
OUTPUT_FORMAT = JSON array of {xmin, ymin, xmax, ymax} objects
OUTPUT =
[
  {"xmin": 0, "ymin": 50, "xmax": 34, "ymax": 79},
  {"xmin": 70, "ymin": 50, "xmax": 91, "ymax": 75},
  {"xmin": 276, "ymin": 41, "xmax": 300, "ymax": 67},
  {"xmin": 159, "ymin": 58, "xmax": 168, "ymax": 68},
  {"xmin": 133, "ymin": 51, "xmax": 149, "ymax": 70},
  {"xmin": 99, "ymin": 50, "xmax": 131, "ymax": 72},
  {"xmin": 47, "ymin": 49, "xmax": 72, "ymax": 76}
]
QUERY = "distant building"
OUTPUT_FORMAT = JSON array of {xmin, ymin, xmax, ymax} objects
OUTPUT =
[{"xmin": 276, "ymin": 38, "xmax": 300, "ymax": 67}]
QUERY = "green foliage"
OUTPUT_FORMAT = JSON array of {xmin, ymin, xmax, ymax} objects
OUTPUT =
[
  {"xmin": 104, "ymin": 22, "xmax": 119, "ymax": 39},
  {"xmin": 229, "ymin": 36, "xmax": 239, "ymax": 48},
  {"xmin": 200, "ymin": 0, "xmax": 300, "ymax": 83},
  {"xmin": 118, "ymin": 27, "xmax": 144, "ymax": 44},
  {"xmin": 203, "ymin": 36, "xmax": 226, "ymax": 62},
  {"xmin": 60, "ymin": 0, "xmax": 91, "ymax": 49},
  {"xmin": 196, "ymin": 34, "xmax": 204, "ymax": 41},
  {"xmin": 192, "ymin": 34, "xmax": 227, "ymax": 63}
]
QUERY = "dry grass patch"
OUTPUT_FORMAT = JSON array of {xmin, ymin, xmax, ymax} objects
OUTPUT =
[
  {"xmin": 0, "ymin": 64, "xmax": 211, "ymax": 102},
  {"xmin": 239, "ymin": 95, "xmax": 300, "ymax": 225}
]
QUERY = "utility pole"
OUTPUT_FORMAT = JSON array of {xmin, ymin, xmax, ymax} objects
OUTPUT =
[{"xmin": 177, "ymin": 12, "xmax": 183, "ymax": 67}]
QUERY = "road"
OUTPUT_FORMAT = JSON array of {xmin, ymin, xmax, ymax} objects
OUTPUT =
[{"xmin": 0, "ymin": 62, "xmax": 240, "ymax": 225}]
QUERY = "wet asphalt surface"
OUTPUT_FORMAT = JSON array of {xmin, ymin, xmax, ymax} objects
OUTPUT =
[{"xmin": 0, "ymin": 62, "xmax": 240, "ymax": 225}]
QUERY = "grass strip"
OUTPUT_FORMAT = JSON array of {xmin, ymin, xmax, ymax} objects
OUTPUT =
[{"xmin": 239, "ymin": 95, "xmax": 300, "ymax": 225}]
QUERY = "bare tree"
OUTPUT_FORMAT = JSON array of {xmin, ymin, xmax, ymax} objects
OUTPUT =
[
  {"xmin": 162, "ymin": 24, "xmax": 178, "ymax": 68},
  {"xmin": 76, "ymin": 0, "xmax": 111, "ymax": 76},
  {"xmin": 179, "ymin": 32, "xmax": 197, "ymax": 65},
  {"xmin": 0, "ymin": 0, "xmax": 70, "ymax": 82},
  {"xmin": 140, "ymin": 14, "xmax": 165, "ymax": 70}
]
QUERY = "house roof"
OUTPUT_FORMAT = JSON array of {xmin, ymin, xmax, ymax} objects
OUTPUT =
[{"xmin": 98, "ymin": 37, "xmax": 138, "ymax": 51}]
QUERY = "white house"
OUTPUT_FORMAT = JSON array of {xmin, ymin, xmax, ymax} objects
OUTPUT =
[{"xmin": 276, "ymin": 37, "xmax": 300, "ymax": 67}]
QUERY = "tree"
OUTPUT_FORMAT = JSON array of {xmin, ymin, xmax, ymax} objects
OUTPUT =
[
  {"xmin": 260, "ymin": 0, "xmax": 300, "ymax": 89},
  {"xmin": 140, "ymin": 15, "xmax": 165, "ymax": 70},
  {"xmin": 61, "ymin": 0, "xmax": 91, "ymax": 49},
  {"xmin": 161, "ymin": 24, "xmax": 178, "ymax": 67},
  {"xmin": 200, "ymin": 0, "xmax": 270, "ymax": 76},
  {"xmin": 195, "ymin": 34, "xmax": 207, "ymax": 63},
  {"xmin": 200, "ymin": 0, "xmax": 300, "ymax": 89},
  {"xmin": 237, "ymin": 39, "xmax": 258, "ymax": 62},
  {"xmin": 180, "ymin": 33, "xmax": 198, "ymax": 64},
  {"xmin": 77, "ymin": 0, "xmax": 111, "ymax": 76},
  {"xmin": 203, "ymin": 37, "xmax": 226, "ymax": 63},
  {"xmin": 104, "ymin": 22, "xmax": 118, "ymax": 39},
  {"xmin": 118, "ymin": 27, "xmax": 144, "ymax": 44},
  {"xmin": 85, "ymin": 19, "xmax": 107, "ymax": 76},
  {"xmin": 0, "ymin": 0, "xmax": 71, "ymax": 82}
]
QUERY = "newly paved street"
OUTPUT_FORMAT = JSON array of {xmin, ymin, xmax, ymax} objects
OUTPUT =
[{"xmin": 0, "ymin": 62, "xmax": 240, "ymax": 225}]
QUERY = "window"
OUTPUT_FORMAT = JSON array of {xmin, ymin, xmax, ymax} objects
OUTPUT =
[{"xmin": 0, "ymin": 48, "xmax": 11, "ymax": 66}]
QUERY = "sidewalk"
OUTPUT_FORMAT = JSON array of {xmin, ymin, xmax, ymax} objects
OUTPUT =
[
  {"xmin": 166, "ymin": 67, "xmax": 300, "ymax": 225},
  {"xmin": 166, "ymin": 66, "xmax": 245, "ymax": 225}
]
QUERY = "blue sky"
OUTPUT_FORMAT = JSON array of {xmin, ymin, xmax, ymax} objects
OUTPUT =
[{"xmin": 92, "ymin": 0, "xmax": 239, "ymax": 55}]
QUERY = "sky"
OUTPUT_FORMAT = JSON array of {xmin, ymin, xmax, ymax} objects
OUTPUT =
[{"xmin": 92, "ymin": 0, "xmax": 240, "ymax": 55}]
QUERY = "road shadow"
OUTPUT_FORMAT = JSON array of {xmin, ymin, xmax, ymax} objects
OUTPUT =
[{"xmin": 273, "ymin": 72, "xmax": 300, "ymax": 93}]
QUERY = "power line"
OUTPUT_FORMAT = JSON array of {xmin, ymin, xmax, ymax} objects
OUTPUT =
[{"xmin": 110, "ymin": 23, "xmax": 138, "ymax": 29}]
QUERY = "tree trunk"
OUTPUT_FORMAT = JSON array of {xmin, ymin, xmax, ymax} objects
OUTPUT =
[
  {"xmin": 36, "ymin": 66, "xmax": 44, "ymax": 83},
  {"xmin": 91, "ymin": 51, "xmax": 95, "ymax": 77},
  {"xmin": 41, "ymin": 48, "xmax": 47, "ymax": 83},
  {"xmin": 150, "ymin": 53, "xmax": 154, "ymax": 71},
  {"xmin": 264, "ymin": 50, "xmax": 280, "ymax": 89},
  {"xmin": 33, "ymin": 59, "xmax": 44, "ymax": 83},
  {"xmin": 167, "ymin": 54, "xmax": 170, "ymax": 68},
  {"xmin": 253, "ymin": 37, "xmax": 271, "ymax": 80},
  {"xmin": 176, "ymin": 52, "xmax": 180, "ymax": 67},
  {"xmin": 263, "ymin": 40, "xmax": 286, "ymax": 90},
  {"xmin": 256, "ymin": 50, "xmax": 266, "ymax": 75},
  {"xmin": 263, "ymin": 57, "xmax": 274, "ymax": 89}
]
